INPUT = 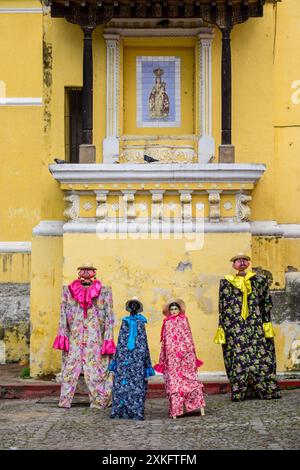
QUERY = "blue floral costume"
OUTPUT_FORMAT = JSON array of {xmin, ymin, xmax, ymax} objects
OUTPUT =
[{"xmin": 109, "ymin": 313, "xmax": 155, "ymax": 420}]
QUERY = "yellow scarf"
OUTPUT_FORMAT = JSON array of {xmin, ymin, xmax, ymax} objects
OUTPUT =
[{"xmin": 225, "ymin": 271, "xmax": 256, "ymax": 320}]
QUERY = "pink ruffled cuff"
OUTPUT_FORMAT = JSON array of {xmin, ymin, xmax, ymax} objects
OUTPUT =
[
  {"xmin": 53, "ymin": 335, "xmax": 69, "ymax": 352},
  {"xmin": 101, "ymin": 339, "xmax": 116, "ymax": 355},
  {"xmin": 154, "ymin": 363, "xmax": 165, "ymax": 374},
  {"xmin": 196, "ymin": 358, "xmax": 204, "ymax": 368}
]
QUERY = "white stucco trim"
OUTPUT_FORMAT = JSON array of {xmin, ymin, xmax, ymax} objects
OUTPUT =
[
  {"xmin": 0, "ymin": 242, "xmax": 31, "ymax": 253},
  {"xmin": 251, "ymin": 222, "xmax": 300, "ymax": 238},
  {"xmin": 0, "ymin": 8, "xmax": 43, "ymax": 14},
  {"xmin": 103, "ymin": 34, "xmax": 120, "ymax": 163},
  {"xmin": 0, "ymin": 98, "xmax": 42, "ymax": 106},
  {"xmin": 198, "ymin": 35, "xmax": 214, "ymax": 163},
  {"xmin": 49, "ymin": 163, "xmax": 266, "ymax": 184},
  {"xmin": 62, "ymin": 219, "xmax": 251, "ymax": 234},
  {"xmin": 32, "ymin": 221, "xmax": 64, "ymax": 237}
]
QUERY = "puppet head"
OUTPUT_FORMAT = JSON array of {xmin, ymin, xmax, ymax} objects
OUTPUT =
[{"xmin": 162, "ymin": 298, "xmax": 186, "ymax": 317}]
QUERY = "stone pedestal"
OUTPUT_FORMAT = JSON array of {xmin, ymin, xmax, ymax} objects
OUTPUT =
[
  {"xmin": 219, "ymin": 144, "xmax": 235, "ymax": 163},
  {"xmin": 79, "ymin": 144, "xmax": 96, "ymax": 163}
]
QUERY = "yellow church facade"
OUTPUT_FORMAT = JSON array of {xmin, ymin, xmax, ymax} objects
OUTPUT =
[{"xmin": 0, "ymin": 0, "xmax": 299, "ymax": 377}]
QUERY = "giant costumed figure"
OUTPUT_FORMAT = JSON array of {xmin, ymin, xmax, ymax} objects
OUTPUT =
[
  {"xmin": 214, "ymin": 254, "xmax": 281, "ymax": 401},
  {"xmin": 53, "ymin": 264, "xmax": 116, "ymax": 408}
]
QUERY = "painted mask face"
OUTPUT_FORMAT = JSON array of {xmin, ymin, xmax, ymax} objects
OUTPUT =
[
  {"xmin": 169, "ymin": 304, "xmax": 180, "ymax": 315},
  {"xmin": 129, "ymin": 301, "xmax": 140, "ymax": 312},
  {"xmin": 233, "ymin": 258, "xmax": 250, "ymax": 271},
  {"xmin": 79, "ymin": 269, "xmax": 96, "ymax": 280}
]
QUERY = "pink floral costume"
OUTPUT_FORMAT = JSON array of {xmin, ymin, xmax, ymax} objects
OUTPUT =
[
  {"xmin": 53, "ymin": 279, "xmax": 116, "ymax": 408},
  {"xmin": 154, "ymin": 312, "xmax": 205, "ymax": 417}
]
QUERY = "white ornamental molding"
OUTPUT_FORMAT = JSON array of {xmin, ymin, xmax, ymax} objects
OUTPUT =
[
  {"xmin": 32, "ymin": 221, "xmax": 64, "ymax": 237},
  {"xmin": 49, "ymin": 163, "xmax": 266, "ymax": 184},
  {"xmin": 180, "ymin": 191, "xmax": 193, "ymax": 221},
  {"xmin": 150, "ymin": 190, "xmax": 165, "ymax": 221},
  {"xmin": 63, "ymin": 194, "xmax": 80, "ymax": 221},
  {"xmin": 122, "ymin": 191, "xmax": 136, "ymax": 220},
  {"xmin": 0, "ymin": 242, "xmax": 31, "ymax": 253},
  {"xmin": 0, "ymin": 97, "xmax": 42, "ymax": 106},
  {"xmin": 198, "ymin": 34, "xmax": 214, "ymax": 164},
  {"xmin": 0, "ymin": 8, "xmax": 43, "ymax": 14},
  {"xmin": 95, "ymin": 190, "xmax": 109, "ymax": 220},
  {"xmin": 121, "ymin": 146, "xmax": 196, "ymax": 164},
  {"xmin": 236, "ymin": 193, "xmax": 252, "ymax": 222},
  {"xmin": 208, "ymin": 191, "xmax": 221, "ymax": 223},
  {"xmin": 103, "ymin": 34, "xmax": 120, "ymax": 163}
]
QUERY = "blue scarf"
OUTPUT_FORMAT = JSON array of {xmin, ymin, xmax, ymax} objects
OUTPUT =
[{"xmin": 123, "ymin": 314, "xmax": 147, "ymax": 351}]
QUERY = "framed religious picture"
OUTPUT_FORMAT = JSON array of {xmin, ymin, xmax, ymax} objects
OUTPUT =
[{"xmin": 136, "ymin": 56, "xmax": 181, "ymax": 128}]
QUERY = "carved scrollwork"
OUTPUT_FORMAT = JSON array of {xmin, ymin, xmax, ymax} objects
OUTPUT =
[
  {"xmin": 208, "ymin": 191, "xmax": 221, "ymax": 223},
  {"xmin": 236, "ymin": 193, "xmax": 252, "ymax": 222},
  {"xmin": 63, "ymin": 194, "xmax": 80, "ymax": 221}
]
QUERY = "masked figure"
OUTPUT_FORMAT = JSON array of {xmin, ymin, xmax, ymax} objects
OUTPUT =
[
  {"xmin": 53, "ymin": 264, "xmax": 116, "ymax": 408},
  {"xmin": 154, "ymin": 298, "xmax": 205, "ymax": 419},
  {"xmin": 214, "ymin": 254, "xmax": 281, "ymax": 401},
  {"xmin": 109, "ymin": 297, "xmax": 155, "ymax": 420}
]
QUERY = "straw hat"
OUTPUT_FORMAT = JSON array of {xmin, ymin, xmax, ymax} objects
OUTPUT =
[
  {"xmin": 77, "ymin": 263, "xmax": 97, "ymax": 270},
  {"xmin": 162, "ymin": 298, "xmax": 186, "ymax": 316},
  {"xmin": 230, "ymin": 253, "xmax": 251, "ymax": 263},
  {"xmin": 125, "ymin": 297, "xmax": 143, "ymax": 313}
]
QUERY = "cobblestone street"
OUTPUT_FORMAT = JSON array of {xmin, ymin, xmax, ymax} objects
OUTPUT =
[{"xmin": 0, "ymin": 390, "xmax": 299, "ymax": 450}]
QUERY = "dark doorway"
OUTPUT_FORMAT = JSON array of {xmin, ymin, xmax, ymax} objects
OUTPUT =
[{"xmin": 65, "ymin": 88, "xmax": 82, "ymax": 163}]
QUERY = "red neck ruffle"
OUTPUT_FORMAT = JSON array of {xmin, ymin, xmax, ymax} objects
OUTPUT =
[
  {"xmin": 160, "ymin": 312, "xmax": 185, "ymax": 342},
  {"xmin": 68, "ymin": 279, "xmax": 102, "ymax": 317}
]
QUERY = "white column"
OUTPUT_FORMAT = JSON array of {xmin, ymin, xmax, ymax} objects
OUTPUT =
[
  {"xmin": 198, "ymin": 35, "xmax": 215, "ymax": 164},
  {"xmin": 103, "ymin": 34, "xmax": 120, "ymax": 163}
]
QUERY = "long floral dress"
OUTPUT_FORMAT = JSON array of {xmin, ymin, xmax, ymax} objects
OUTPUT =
[
  {"xmin": 154, "ymin": 313, "xmax": 205, "ymax": 418},
  {"xmin": 215, "ymin": 273, "xmax": 281, "ymax": 401},
  {"xmin": 109, "ymin": 314, "xmax": 155, "ymax": 420},
  {"xmin": 53, "ymin": 279, "xmax": 116, "ymax": 408}
]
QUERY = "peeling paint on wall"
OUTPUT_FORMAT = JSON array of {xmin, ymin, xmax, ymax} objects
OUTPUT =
[
  {"xmin": 43, "ymin": 37, "xmax": 53, "ymax": 133},
  {"xmin": 0, "ymin": 283, "xmax": 30, "ymax": 363}
]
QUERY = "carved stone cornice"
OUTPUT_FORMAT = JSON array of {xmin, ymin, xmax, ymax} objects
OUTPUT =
[{"xmin": 49, "ymin": 163, "xmax": 266, "ymax": 185}]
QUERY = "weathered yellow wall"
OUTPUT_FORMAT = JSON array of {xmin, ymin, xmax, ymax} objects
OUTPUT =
[
  {"xmin": 30, "ymin": 235, "xmax": 63, "ymax": 377},
  {"xmin": 1, "ymin": 2, "xmax": 299, "ymax": 239},
  {"xmin": 273, "ymin": 0, "xmax": 300, "ymax": 224},
  {"xmin": 1, "ymin": 1, "xmax": 300, "ymax": 374},
  {"xmin": 4, "ymin": 323, "xmax": 29, "ymax": 364},
  {"xmin": 252, "ymin": 237, "xmax": 300, "ymax": 289},
  {"xmin": 50, "ymin": 232, "xmax": 251, "ymax": 377},
  {"xmin": 0, "ymin": 253, "xmax": 31, "ymax": 283},
  {"xmin": 0, "ymin": 2, "xmax": 43, "ymax": 241}
]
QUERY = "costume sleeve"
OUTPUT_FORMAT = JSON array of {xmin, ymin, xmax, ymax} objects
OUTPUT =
[
  {"xmin": 53, "ymin": 286, "xmax": 70, "ymax": 352},
  {"xmin": 143, "ymin": 325, "xmax": 155, "ymax": 379},
  {"xmin": 260, "ymin": 276, "xmax": 276, "ymax": 338},
  {"xmin": 100, "ymin": 286, "xmax": 117, "ymax": 355},
  {"xmin": 154, "ymin": 331, "xmax": 166, "ymax": 374},
  {"xmin": 214, "ymin": 280, "xmax": 226, "ymax": 344}
]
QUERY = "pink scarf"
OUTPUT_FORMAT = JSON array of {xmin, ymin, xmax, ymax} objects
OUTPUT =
[
  {"xmin": 160, "ymin": 312, "xmax": 186, "ymax": 342},
  {"xmin": 68, "ymin": 279, "xmax": 102, "ymax": 318}
]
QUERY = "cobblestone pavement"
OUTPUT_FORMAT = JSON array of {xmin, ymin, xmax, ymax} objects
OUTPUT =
[{"xmin": 0, "ymin": 390, "xmax": 299, "ymax": 450}]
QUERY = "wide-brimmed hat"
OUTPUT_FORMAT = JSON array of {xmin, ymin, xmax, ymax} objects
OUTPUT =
[
  {"xmin": 77, "ymin": 263, "xmax": 97, "ymax": 270},
  {"xmin": 125, "ymin": 297, "xmax": 143, "ymax": 313},
  {"xmin": 162, "ymin": 298, "xmax": 186, "ymax": 316},
  {"xmin": 230, "ymin": 253, "xmax": 251, "ymax": 263}
]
